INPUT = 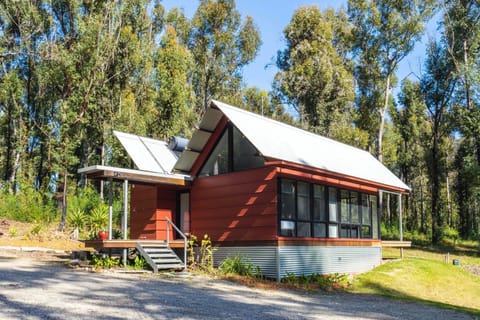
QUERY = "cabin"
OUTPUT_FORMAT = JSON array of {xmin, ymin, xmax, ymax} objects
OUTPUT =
[{"xmin": 79, "ymin": 100, "xmax": 410, "ymax": 279}]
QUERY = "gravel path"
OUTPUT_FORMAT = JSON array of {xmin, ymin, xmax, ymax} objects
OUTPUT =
[{"xmin": 0, "ymin": 249, "xmax": 478, "ymax": 320}]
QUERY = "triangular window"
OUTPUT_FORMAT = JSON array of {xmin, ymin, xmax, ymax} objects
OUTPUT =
[{"xmin": 199, "ymin": 124, "xmax": 265, "ymax": 177}]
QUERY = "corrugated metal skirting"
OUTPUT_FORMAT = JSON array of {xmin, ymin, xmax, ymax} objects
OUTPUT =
[
  {"xmin": 278, "ymin": 246, "xmax": 381, "ymax": 278},
  {"xmin": 212, "ymin": 246, "xmax": 381, "ymax": 280},
  {"xmin": 212, "ymin": 246, "xmax": 278, "ymax": 278}
]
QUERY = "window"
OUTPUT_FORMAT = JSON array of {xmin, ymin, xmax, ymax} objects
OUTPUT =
[
  {"xmin": 278, "ymin": 178, "xmax": 379, "ymax": 239},
  {"xmin": 199, "ymin": 124, "xmax": 265, "ymax": 177},
  {"xmin": 199, "ymin": 129, "xmax": 229, "ymax": 176}
]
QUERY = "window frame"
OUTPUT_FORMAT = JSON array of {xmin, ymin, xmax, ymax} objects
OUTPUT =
[
  {"xmin": 278, "ymin": 177, "xmax": 380, "ymax": 240},
  {"xmin": 198, "ymin": 123, "xmax": 265, "ymax": 177}
]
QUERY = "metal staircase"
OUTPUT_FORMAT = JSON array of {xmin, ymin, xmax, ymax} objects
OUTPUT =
[
  {"xmin": 136, "ymin": 242, "xmax": 185, "ymax": 272},
  {"xmin": 135, "ymin": 216, "xmax": 188, "ymax": 273}
]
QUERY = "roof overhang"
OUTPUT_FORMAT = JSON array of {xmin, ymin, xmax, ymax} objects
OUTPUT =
[{"xmin": 78, "ymin": 165, "xmax": 192, "ymax": 186}]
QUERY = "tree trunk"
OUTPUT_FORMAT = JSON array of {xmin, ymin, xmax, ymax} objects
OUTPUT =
[
  {"xmin": 377, "ymin": 73, "xmax": 391, "ymax": 163},
  {"xmin": 58, "ymin": 168, "xmax": 68, "ymax": 231},
  {"xmin": 431, "ymin": 132, "xmax": 442, "ymax": 244}
]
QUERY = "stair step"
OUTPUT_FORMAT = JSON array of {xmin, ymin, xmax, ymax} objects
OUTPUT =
[
  {"xmin": 144, "ymin": 249, "xmax": 171, "ymax": 254},
  {"xmin": 149, "ymin": 254, "xmax": 178, "ymax": 260},
  {"xmin": 152, "ymin": 258, "xmax": 182, "ymax": 264},
  {"xmin": 155, "ymin": 263, "xmax": 184, "ymax": 270}
]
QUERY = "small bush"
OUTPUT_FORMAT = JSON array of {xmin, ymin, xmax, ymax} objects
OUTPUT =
[
  {"xmin": 8, "ymin": 227, "xmax": 18, "ymax": 237},
  {"xmin": 281, "ymin": 272, "xmax": 350, "ymax": 291},
  {"xmin": 88, "ymin": 204, "xmax": 109, "ymax": 233},
  {"xmin": 441, "ymin": 226, "xmax": 459, "ymax": 245},
  {"xmin": 219, "ymin": 255, "xmax": 261, "ymax": 277},
  {"xmin": 91, "ymin": 254, "xmax": 119, "ymax": 269},
  {"xmin": 68, "ymin": 208, "xmax": 87, "ymax": 230}
]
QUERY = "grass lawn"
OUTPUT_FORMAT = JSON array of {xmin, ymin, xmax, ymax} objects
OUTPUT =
[{"xmin": 351, "ymin": 245, "xmax": 480, "ymax": 315}]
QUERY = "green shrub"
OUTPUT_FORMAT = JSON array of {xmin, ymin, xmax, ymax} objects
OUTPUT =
[
  {"xmin": 219, "ymin": 255, "xmax": 261, "ymax": 277},
  {"xmin": 8, "ymin": 227, "xmax": 18, "ymax": 237},
  {"xmin": 88, "ymin": 204, "xmax": 109, "ymax": 233},
  {"xmin": 91, "ymin": 254, "xmax": 119, "ymax": 269},
  {"xmin": 0, "ymin": 183, "xmax": 56, "ymax": 223},
  {"xmin": 441, "ymin": 226, "xmax": 459, "ymax": 244},
  {"xmin": 68, "ymin": 208, "xmax": 87, "ymax": 230}
]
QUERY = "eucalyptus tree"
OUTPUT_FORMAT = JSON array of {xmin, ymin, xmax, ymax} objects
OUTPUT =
[
  {"xmin": 188, "ymin": 0, "xmax": 261, "ymax": 113},
  {"xmin": 274, "ymin": 6, "xmax": 355, "ymax": 138},
  {"xmin": 348, "ymin": 0, "xmax": 435, "ymax": 162},
  {"xmin": 0, "ymin": 1, "xmax": 50, "ymax": 192},
  {"xmin": 420, "ymin": 41, "xmax": 457, "ymax": 244},
  {"xmin": 152, "ymin": 26, "xmax": 195, "ymax": 140},
  {"xmin": 442, "ymin": 0, "xmax": 480, "ymax": 238},
  {"xmin": 393, "ymin": 79, "xmax": 429, "ymax": 231}
]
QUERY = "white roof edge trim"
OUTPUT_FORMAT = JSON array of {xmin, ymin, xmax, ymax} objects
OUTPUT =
[{"xmin": 78, "ymin": 165, "xmax": 192, "ymax": 181}]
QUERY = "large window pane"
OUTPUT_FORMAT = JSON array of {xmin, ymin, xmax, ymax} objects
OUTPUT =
[
  {"xmin": 340, "ymin": 225, "xmax": 349, "ymax": 238},
  {"xmin": 340, "ymin": 190, "xmax": 349, "ymax": 222},
  {"xmin": 280, "ymin": 220, "xmax": 295, "ymax": 237},
  {"xmin": 361, "ymin": 194, "xmax": 370, "ymax": 225},
  {"xmin": 199, "ymin": 130, "xmax": 229, "ymax": 176},
  {"xmin": 328, "ymin": 187, "xmax": 338, "ymax": 222},
  {"xmin": 280, "ymin": 180, "xmax": 295, "ymax": 219},
  {"xmin": 313, "ymin": 185, "xmax": 326, "ymax": 221},
  {"xmin": 313, "ymin": 223, "xmax": 327, "ymax": 237},
  {"xmin": 329, "ymin": 224, "xmax": 338, "ymax": 238},
  {"xmin": 297, "ymin": 182, "xmax": 310, "ymax": 220},
  {"xmin": 297, "ymin": 222, "xmax": 311, "ymax": 237},
  {"xmin": 371, "ymin": 195, "xmax": 379, "ymax": 239},
  {"xmin": 351, "ymin": 192, "xmax": 359, "ymax": 224},
  {"xmin": 233, "ymin": 127, "xmax": 264, "ymax": 171},
  {"xmin": 361, "ymin": 225, "xmax": 371, "ymax": 238}
]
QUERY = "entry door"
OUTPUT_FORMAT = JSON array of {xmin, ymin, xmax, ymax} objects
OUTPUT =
[{"xmin": 178, "ymin": 192, "xmax": 190, "ymax": 235}]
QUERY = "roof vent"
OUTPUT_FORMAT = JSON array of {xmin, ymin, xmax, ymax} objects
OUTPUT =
[{"xmin": 168, "ymin": 136, "xmax": 189, "ymax": 153}]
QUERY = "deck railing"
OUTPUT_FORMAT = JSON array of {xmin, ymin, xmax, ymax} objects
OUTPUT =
[{"xmin": 165, "ymin": 216, "xmax": 188, "ymax": 269}]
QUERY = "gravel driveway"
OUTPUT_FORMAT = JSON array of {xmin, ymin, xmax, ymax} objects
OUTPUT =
[{"xmin": 0, "ymin": 249, "xmax": 478, "ymax": 320}]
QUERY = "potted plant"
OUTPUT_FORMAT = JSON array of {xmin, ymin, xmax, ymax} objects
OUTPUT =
[
  {"xmin": 89, "ymin": 205, "xmax": 109, "ymax": 240},
  {"xmin": 98, "ymin": 230, "xmax": 108, "ymax": 240}
]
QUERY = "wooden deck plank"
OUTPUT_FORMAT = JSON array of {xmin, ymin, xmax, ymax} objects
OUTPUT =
[
  {"xmin": 381, "ymin": 240, "xmax": 412, "ymax": 247},
  {"xmin": 83, "ymin": 239, "xmax": 186, "ymax": 250}
]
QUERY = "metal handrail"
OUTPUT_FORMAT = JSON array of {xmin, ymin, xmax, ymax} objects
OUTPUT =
[{"xmin": 165, "ymin": 216, "xmax": 188, "ymax": 270}]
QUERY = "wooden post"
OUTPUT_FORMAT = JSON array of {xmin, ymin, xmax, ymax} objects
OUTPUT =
[
  {"xmin": 108, "ymin": 178, "xmax": 113, "ymax": 240},
  {"xmin": 123, "ymin": 179, "xmax": 129, "ymax": 267}
]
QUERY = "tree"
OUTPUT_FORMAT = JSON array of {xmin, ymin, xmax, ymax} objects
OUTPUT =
[
  {"xmin": 393, "ymin": 79, "xmax": 429, "ymax": 232},
  {"xmin": 189, "ymin": 0, "xmax": 261, "ymax": 113},
  {"xmin": 443, "ymin": 0, "xmax": 480, "ymax": 238},
  {"xmin": 274, "ymin": 6, "xmax": 355, "ymax": 137},
  {"xmin": 348, "ymin": 0, "xmax": 435, "ymax": 162},
  {"xmin": 151, "ymin": 26, "xmax": 195, "ymax": 140},
  {"xmin": 420, "ymin": 41, "xmax": 457, "ymax": 244}
]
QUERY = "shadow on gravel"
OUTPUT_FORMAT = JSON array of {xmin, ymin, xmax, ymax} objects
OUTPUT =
[{"xmin": 0, "ymin": 259, "xmax": 478, "ymax": 320}]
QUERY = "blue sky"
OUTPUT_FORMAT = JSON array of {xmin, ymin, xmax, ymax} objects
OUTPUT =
[{"xmin": 162, "ymin": 0, "xmax": 440, "ymax": 99}]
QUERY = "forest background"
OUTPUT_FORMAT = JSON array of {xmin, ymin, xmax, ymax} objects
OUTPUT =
[{"xmin": 0, "ymin": 0, "xmax": 479, "ymax": 245}]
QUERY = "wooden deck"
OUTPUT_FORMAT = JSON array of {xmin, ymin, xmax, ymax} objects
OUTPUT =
[
  {"xmin": 83, "ymin": 239, "xmax": 186, "ymax": 250},
  {"xmin": 381, "ymin": 240, "xmax": 412, "ymax": 247}
]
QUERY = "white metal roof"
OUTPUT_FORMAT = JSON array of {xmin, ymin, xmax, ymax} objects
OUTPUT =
[
  {"xmin": 114, "ymin": 131, "xmax": 178, "ymax": 173},
  {"xmin": 175, "ymin": 100, "xmax": 410, "ymax": 192}
]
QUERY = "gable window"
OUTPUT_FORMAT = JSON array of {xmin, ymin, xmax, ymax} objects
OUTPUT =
[
  {"xmin": 278, "ymin": 178, "xmax": 379, "ymax": 239},
  {"xmin": 199, "ymin": 123, "xmax": 265, "ymax": 177}
]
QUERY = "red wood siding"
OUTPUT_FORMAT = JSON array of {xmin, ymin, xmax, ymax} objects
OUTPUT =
[
  {"xmin": 154, "ymin": 186, "xmax": 176, "ymax": 240},
  {"xmin": 190, "ymin": 166, "xmax": 278, "ymax": 242},
  {"xmin": 130, "ymin": 185, "xmax": 176, "ymax": 240},
  {"xmin": 130, "ymin": 184, "xmax": 157, "ymax": 240}
]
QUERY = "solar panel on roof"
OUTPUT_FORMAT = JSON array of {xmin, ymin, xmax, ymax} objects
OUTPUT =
[{"xmin": 113, "ymin": 131, "xmax": 178, "ymax": 174}]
